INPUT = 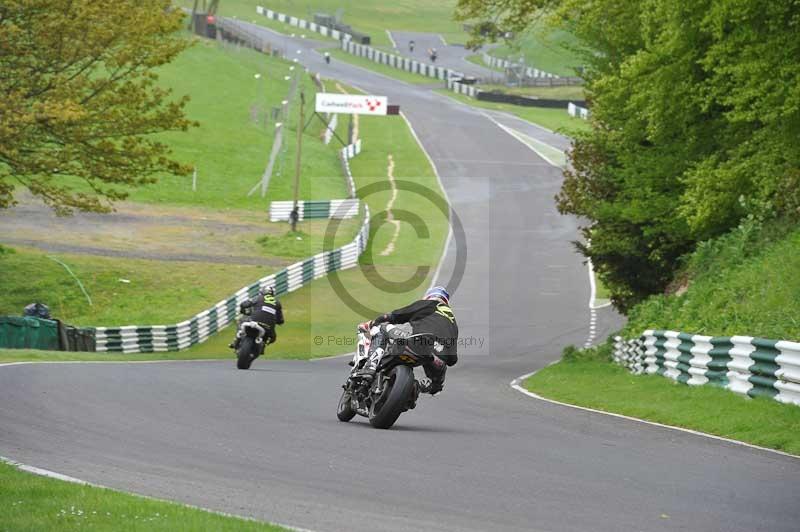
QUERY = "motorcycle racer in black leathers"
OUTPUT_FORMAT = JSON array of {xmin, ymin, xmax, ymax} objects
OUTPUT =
[
  {"xmin": 230, "ymin": 287, "xmax": 284, "ymax": 350},
  {"xmin": 357, "ymin": 286, "xmax": 458, "ymax": 395}
]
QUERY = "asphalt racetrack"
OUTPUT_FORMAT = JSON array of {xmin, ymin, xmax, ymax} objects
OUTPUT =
[{"xmin": 1, "ymin": 23, "xmax": 798, "ymax": 532}]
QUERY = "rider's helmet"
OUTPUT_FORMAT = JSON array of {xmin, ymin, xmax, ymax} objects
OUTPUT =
[
  {"xmin": 261, "ymin": 286, "xmax": 275, "ymax": 297},
  {"xmin": 424, "ymin": 286, "xmax": 450, "ymax": 305}
]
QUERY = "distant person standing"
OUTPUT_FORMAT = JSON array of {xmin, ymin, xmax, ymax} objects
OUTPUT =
[{"xmin": 324, "ymin": 51, "xmax": 331, "ymax": 64}]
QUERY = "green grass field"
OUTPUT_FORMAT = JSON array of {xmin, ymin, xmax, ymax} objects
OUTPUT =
[
  {"xmin": 437, "ymin": 89, "xmax": 590, "ymax": 134},
  {"xmin": 491, "ymin": 21, "xmax": 584, "ymax": 77},
  {"xmin": 137, "ymin": 36, "xmax": 347, "ymax": 211},
  {"xmin": 0, "ymin": 460, "xmax": 288, "ymax": 531},
  {"xmin": 524, "ymin": 345, "xmax": 800, "ymax": 455}
]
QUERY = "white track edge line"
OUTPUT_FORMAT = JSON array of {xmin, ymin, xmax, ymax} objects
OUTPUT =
[
  {"xmin": 0, "ymin": 456, "xmax": 316, "ymax": 531},
  {"xmin": 509, "ymin": 369, "xmax": 800, "ymax": 461}
]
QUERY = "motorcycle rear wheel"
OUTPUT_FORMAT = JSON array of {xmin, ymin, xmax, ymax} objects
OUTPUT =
[
  {"xmin": 368, "ymin": 365, "xmax": 415, "ymax": 429},
  {"xmin": 236, "ymin": 337, "xmax": 256, "ymax": 370}
]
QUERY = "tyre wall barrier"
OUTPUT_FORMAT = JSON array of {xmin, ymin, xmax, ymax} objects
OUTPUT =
[
  {"xmin": 92, "ymin": 143, "xmax": 369, "ymax": 354},
  {"xmin": 270, "ymin": 199, "xmax": 359, "ymax": 222},
  {"xmin": 613, "ymin": 330, "xmax": 800, "ymax": 406}
]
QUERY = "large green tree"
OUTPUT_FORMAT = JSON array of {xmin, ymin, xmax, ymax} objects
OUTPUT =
[
  {"xmin": 457, "ymin": 0, "xmax": 800, "ymax": 311},
  {"xmin": 0, "ymin": 0, "xmax": 194, "ymax": 214}
]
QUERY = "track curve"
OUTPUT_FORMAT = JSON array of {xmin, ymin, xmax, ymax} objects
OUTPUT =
[{"xmin": 2, "ymin": 22, "xmax": 798, "ymax": 532}]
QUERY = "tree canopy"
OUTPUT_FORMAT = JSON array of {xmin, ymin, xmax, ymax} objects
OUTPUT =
[
  {"xmin": 457, "ymin": 0, "xmax": 800, "ymax": 311},
  {"xmin": 0, "ymin": 0, "xmax": 195, "ymax": 214}
]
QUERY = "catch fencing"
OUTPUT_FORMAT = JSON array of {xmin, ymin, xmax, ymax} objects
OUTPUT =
[
  {"xmin": 270, "ymin": 199, "xmax": 359, "ymax": 222},
  {"xmin": 92, "ymin": 142, "xmax": 369, "ymax": 354},
  {"xmin": 613, "ymin": 330, "xmax": 800, "ymax": 406}
]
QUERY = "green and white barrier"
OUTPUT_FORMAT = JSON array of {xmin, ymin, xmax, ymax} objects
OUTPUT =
[
  {"xmin": 340, "ymin": 40, "xmax": 463, "ymax": 82},
  {"xmin": 255, "ymin": 5, "xmax": 353, "ymax": 41},
  {"xmin": 446, "ymin": 78, "xmax": 480, "ymax": 98},
  {"xmin": 613, "ymin": 331, "xmax": 800, "ymax": 406},
  {"xmin": 270, "ymin": 199, "xmax": 359, "ymax": 222},
  {"xmin": 92, "ymin": 140, "xmax": 368, "ymax": 353},
  {"xmin": 481, "ymin": 51, "xmax": 558, "ymax": 79}
]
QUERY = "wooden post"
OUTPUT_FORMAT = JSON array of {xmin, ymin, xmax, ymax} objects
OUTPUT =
[{"xmin": 292, "ymin": 89, "xmax": 305, "ymax": 232}]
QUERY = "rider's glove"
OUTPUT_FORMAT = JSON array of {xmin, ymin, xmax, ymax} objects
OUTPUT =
[{"xmin": 358, "ymin": 321, "xmax": 372, "ymax": 332}]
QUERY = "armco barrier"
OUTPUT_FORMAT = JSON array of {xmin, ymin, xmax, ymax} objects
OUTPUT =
[
  {"xmin": 270, "ymin": 199, "xmax": 359, "ymax": 222},
  {"xmin": 341, "ymin": 40, "xmax": 464, "ymax": 83},
  {"xmin": 92, "ymin": 141, "xmax": 369, "ymax": 354},
  {"xmin": 613, "ymin": 331, "xmax": 800, "ymax": 406}
]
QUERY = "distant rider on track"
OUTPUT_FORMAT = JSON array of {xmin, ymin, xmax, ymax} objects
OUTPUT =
[
  {"xmin": 357, "ymin": 286, "xmax": 458, "ymax": 395},
  {"xmin": 230, "ymin": 287, "xmax": 284, "ymax": 350}
]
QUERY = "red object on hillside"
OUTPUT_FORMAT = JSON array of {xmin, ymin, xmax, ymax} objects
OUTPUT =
[{"xmin": 207, "ymin": 15, "xmax": 215, "ymax": 24}]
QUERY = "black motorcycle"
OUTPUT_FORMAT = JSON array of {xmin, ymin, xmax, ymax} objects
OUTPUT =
[
  {"xmin": 233, "ymin": 320, "xmax": 271, "ymax": 370},
  {"xmin": 337, "ymin": 324, "xmax": 440, "ymax": 429}
]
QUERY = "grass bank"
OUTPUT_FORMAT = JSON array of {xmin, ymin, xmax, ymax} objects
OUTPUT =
[
  {"xmin": 524, "ymin": 345, "xmax": 800, "ymax": 455},
  {"xmin": 491, "ymin": 21, "xmax": 584, "ymax": 77},
  {"xmin": 0, "ymin": 460, "xmax": 288, "ymax": 531},
  {"xmin": 437, "ymin": 89, "xmax": 590, "ymax": 134},
  {"xmin": 621, "ymin": 219, "xmax": 800, "ymax": 340},
  {"xmin": 131, "ymin": 36, "xmax": 347, "ymax": 211}
]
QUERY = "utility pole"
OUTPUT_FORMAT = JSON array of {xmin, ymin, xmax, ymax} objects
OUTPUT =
[{"xmin": 292, "ymin": 89, "xmax": 305, "ymax": 232}]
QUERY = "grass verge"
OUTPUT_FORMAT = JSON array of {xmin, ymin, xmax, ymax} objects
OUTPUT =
[
  {"xmin": 0, "ymin": 460, "xmax": 288, "ymax": 531},
  {"xmin": 524, "ymin": 345, "xmax": 800, "ymax": 455},
  {"xmin": 437, "ymin": 89, "xmax": 590, "ymax": 134},
  {"xmin": 326, "ymin": 48, "xmax": 435, "ymax": 85}
]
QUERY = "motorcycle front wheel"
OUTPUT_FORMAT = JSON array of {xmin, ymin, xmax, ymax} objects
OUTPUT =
[
  {"xmin": 368, "ymin": 365, "xmax": 415, "ymax": 429},
  {"xmin": 336, "ymin": 386, "xmax": 357, "ymax": 422}
]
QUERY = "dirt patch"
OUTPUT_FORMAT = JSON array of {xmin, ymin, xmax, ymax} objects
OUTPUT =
[{"xmin": 0, "ymin": 194, "xmax": 288, "ymax": 265}]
